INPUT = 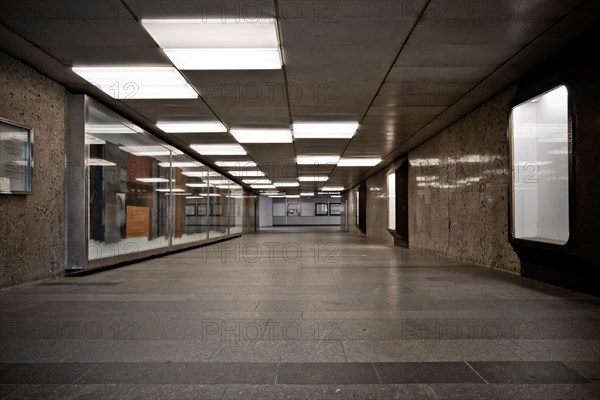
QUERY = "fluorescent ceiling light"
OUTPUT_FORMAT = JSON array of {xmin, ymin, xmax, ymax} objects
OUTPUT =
[
  {"xmin": 87, "ymin": 124, "xmax": 138, "ymax": 134},
  {"xmin": 158, "ymin": 162, "xmax": 202, "ymax": 168},
  {"xmin": 137, "ymin": 178, "xmax": 172, "ymax": 183},
  {"xmin": 216, "ymin": 161, "xmax": 257, "ymax": 168},
  {"xmin": 269, "ymin": 195, "xmax": 285, "ymax": 198},
  {"xmin": 191, "ymin": 144, "xmax": 247, "ymax": 155},
  {"xmin": 164, "ymin": 49, "xmax": 281, "ymax": 70},
  {"xmin": 331, "ymin": 195, "xmax": 342, "ymax": 198},
  {"xmin": 230, "ymin": 129, "xmax": 292, "ymax": 143},
  {"xmin": 72, "ymin": 67, "xmax": 197, "ymax": 99},
  {"xmin": 299, "ymin": 176, "xmax": 329, "ymax": 182},
  {"xmin": 274, "ymin": 182, "xmax": 300, "ymax": 187},
  {"xmin": 86, "ymin": 159, "xmax": 116, "ymax": 167},
  {"xmin": 252, "ymin": 184, "xmax": 276, "ymax": 189},
  {"xmin": 293, "ymin": 122, "xmax": 359, "ymax": 139},
  {"xmin": 322, "ymin": 186, "xmax": 345, "ymax": 191},
  {"xmin": 156, "ymin": 188, "xmax": 185, "ymax": 193},
  {"xmin": 296, "ymin": 155, "xmax": 340, "ymax": 165},
  {"xmin": 229, "ymin": 170, "xmax": 265, "ymax": 177},
  {"xmin": 286, "ymin": 195, "xmax": 300, "ymax": 199},
  {"xmin": 185, "ymin": 183, "xmax": 207, "ymax": 188},
  {"xmin": 141, "ymin": 19, "xmax": 279, "ymax": 48},
  {"xmin": 158, "ymin": 122, "xmax": 227, "ymax": 133},
  {"xmin": 120, "ymin": 146, "xmax": 182, "ymax": 157},
  {"xmin": 337, "ymin": 158, "xmax": 382, "ymax": 167},
  {"xmin": 243, "ymin": 179, "xmax": 271, "ymax": 184},
  {"xmin": 301, "ymin": 192, "xmax": 315, "ymax": 196},
  {"xmin": 85, "ymin": 135, "xmax": 106, "ymax": 145}
]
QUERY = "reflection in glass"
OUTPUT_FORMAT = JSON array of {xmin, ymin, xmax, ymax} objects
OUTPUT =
[
  {"xmin": 387, "ymin": 172, "xmax": 396, "ymax": 230},
  {"xmin": 511, "ymin": 85, "xmax": 570, "ymax": 245}
]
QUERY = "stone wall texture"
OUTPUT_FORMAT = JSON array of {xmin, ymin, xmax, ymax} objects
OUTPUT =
[
  {"xmin": 0, "ymin": 51, "xmax": 66, "ymax": 288},
  {"xmin": 408, "ymin": 88, "xmax": 521, "ymax": 273}
]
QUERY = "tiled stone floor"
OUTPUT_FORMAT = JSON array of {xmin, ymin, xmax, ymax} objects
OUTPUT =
[{"xmin": 0, "ymin": 229, "xmax": 599, "ymax": 399}]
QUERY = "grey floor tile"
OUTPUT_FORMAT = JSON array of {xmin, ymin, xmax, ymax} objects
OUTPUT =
[
  {"xmin": 563, "ymin": 361, "xmax": 600, "ymax": 381},
  {"xmin": 468, "ymin": 361, "xmax": 590, "ymax": 384},
  {"xmin": 0, "ymin": 363, "xmax": 95, "ymax": 384},
  {"xmin": 78, "ymin": 362, "xmax": 278, "ymax": 384},
  {"xmin": 223, "ymin": 384, "xmax": 438, "ymax": 399},
  {"xmin": 431, "ymin": 383, "xmax": 600, "ymax": 400},
  {"xmin": 0, "ymin": 385, "xmax": 21, "ymax": 400},
  {"xmin": 374, "ymin": 362, "xmax": 484, "ymax": 383},
  {"xmin": 276, "ymin": 362, "xmax": 380, "ymax": 384}
]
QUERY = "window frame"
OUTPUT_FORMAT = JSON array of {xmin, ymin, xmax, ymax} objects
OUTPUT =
[{"xmin": 507, "ymin": 81, "xmax": 577, "ymax": 251}]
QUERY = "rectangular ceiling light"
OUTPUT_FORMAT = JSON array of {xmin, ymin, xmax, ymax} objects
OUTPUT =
[
  {"xmin": 301, "ymin": 192, "xmax": 315, "ymax": 196},
  {"xmin": 338, "ymin": 158, "xmax": 382, "ymax": 167},
  {"xmin": 293, "ymin": 122, "xmax": 359, "ymax": 139},
  {"xmin": 229, "ymin": 170, "xmax": 265, "ymax": 177},
  {"xmin": 136, "ymin": 178, "xmax": 171, "ymax": 183},
  {"xmin": 322, "ymin": 186, "xmax": 345, "ymax": 191},
  {"xmin": 185, "ymin": 183, "xmax": 208, "ymax": 188},
  {"xmin": 158, "ymin": 162, "xmax": 202, "ymax": 168},
  {"xmin": 158, "ymin": 122, "xmax": 227, "ymax": 133},
  {"xmin": 87, "ymin": 124, "xmax": 139, "ymax": 134},
  {"xmin": 230, "ymin": 129, "xmax": 292, "ymax": 143},
  {"xmin": 216, "ymin": 161, "xmax": 257, "ymax": 168},
  {"xmin": 286, "ymin": 195, "xmax": 300, "ymax": 199},
  {"xmin": 86, "ymin": 159, "xmax": 116, "ymax": 167},
  {"xmin": 120, "ymin": 146, "xmax": 182, "ymax": 157},
  {"xmin": 142, "ymin": 19, "xmax": 281, "ymax": 70},
  {"xmin": 251, "ymin": 184, "xmax": 276, "ymax": 189},
  {"xmin": 156, "ymin": 188, "xmax": 186, "ymax": 193},
  {"xmin": 243, "ymin": 179, "xmax": 271, "ymax": 184},
  {"xmin": 72, "ymin": 67, "xmax": 197, "ymax": 99},
  {"xmin": 274, "ymin": 182, "xmax": 300, "ymax": 187},
  {"xmin": 164, "ymin": 49, "xmax": 281, "ymax": 70},
  {"xmin": 191, "ymin": 144, "xmax": 247, "ymax": 155},
  {"xmin": 296, "ymin": 155, "xmax": 340, "ymax": 165},
  {"xmin": 299, "ymin": 176, "xmax": 329, "ymax": 182}
]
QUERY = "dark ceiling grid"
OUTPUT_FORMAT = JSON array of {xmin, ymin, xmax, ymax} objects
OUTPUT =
[
  {"xmin": 341, "ymin": 0, "xmax": 589, "ymax": 190},
  {"xmin": 116, "ymin": 0, "xmax": 267, "ymax": 187}
]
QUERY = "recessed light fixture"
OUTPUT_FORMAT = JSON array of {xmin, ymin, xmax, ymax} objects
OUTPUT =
[
  {"xmin": 230, "ymin": 129, "xmax": 293, "ymax": 143},
  {"xmin": 321, "ymin": 186, "xmax": 345, "ymax": 191},
  {"xmin": 337, "ymin": 158, "xmax": 382, "ymax": 167},
  {"xmin": 300, "ymin": 192, "xmax": 315, "ymax": 196},
  {"xmin": 191, "ymin": 144, "xmax": 247, "ymax": 155},
  {"xmin": 185, "ymin": 183, "xmax": 208, "ymax": 188},
  {"xmin": 286, "ymin": 195, "xmax": 301, "ymax": 199},
  {"xmin": 296, "ymin": 155, "xmax": 340, "ymax": 165},
  {"xmin": 72, "ymin": 67, "xmax": 197, "ymax": 99},
  {"xmin": 293, "ymin": 122, "xmax": 359, "ymax": 139},
  {"xmin": 156, "ymin": 188, "xmax": 186, "ymax": 193},
  {"xmin": 141, "ymin": 19, "xmax": 282, "ymax": 70},
  {"xmin": 299, "ymin": 176, "xmax": 329, "ymax": 182},
  {"xmin": 216, "ymin": 161, "xmax": 257, "ymax": 168},
  {"xmin": 164, "ymin": 49, "xmax": 281, "ymax": 70},
  {"xmin": 86, "ymin": 124, "xmax": 139, "ymax": 134},
  {"xmin": 120, "ymin": 146, "xmax": 183, "ymax": 157},
  {"xmin": 158, "ymin": 162, "xmax": 202, "ymax": 168},
  {"xmin": 157, "ymin": 122, "xmax": 227, "ymax": 133},
  {"xmin": 229, "ymin": 170, "xmax": 265, "ymax": 177},
  {"xmin": 86, "ymin": 159, "xmax": 116, "ymax": 167},
  {"xmin": 274, "ymin": 182, "xmax": 300, "ymax": 187},
  {"xmin": 252, "ymin": 184, "xmax": 276, "ymax": 189},
  {"xmin": 182, "ymin": 171, "xmax": 220, "ymax": 177},
  {"xmin": 269, "ymin": 195, "xmax": 286, "ymax": 198},
  {"xmin": 136, "ymin": 178, "xmax": 172, "ymax": 183},
  {"xmin": 243, "ymin": 179, "xmax": 271, "ymax": 184},
  {"xmin": 207, "ymin": 180, "xmax": 233, "ymax": 185}
]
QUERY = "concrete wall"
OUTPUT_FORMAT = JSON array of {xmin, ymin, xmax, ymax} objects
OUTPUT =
[
  {"xmin": 408, "ymin": 88, "xmax": 521, "ymax": 273},
  {"xmin": 365, "ymin": 169, "xmax": 395, "ymax": 245},
  {"xmin": 242, "ymin": 193, "xmax": 257, "ymax": 233},
  {"xmin": 0, "ymin": 51, "xmax": 66, "ymax": 288}
]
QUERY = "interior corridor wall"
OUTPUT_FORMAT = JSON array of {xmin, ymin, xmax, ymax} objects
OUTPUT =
[
  {"xmin": 408, "ymin": 88, "xmax": 521, "ymax": 273},
  {"xmin": 0, "ymin": 51, "xmax": 66, "ymax": 288}
]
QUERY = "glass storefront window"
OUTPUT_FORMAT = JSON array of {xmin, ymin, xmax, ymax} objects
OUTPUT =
[
  {"xmin": 387, "ymin": 172, "xmax": 396, "ymax": 230},
  {"xmin": 510, "ymin": 85, "xmax": 570, "ymax": 245}
]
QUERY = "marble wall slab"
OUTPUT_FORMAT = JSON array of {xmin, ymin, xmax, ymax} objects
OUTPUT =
[{"xmin": 408, "ymin": 88, "xmax": 521, "ymax": 274}]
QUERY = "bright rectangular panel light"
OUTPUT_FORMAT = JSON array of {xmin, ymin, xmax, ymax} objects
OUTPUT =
[
  {"xmin": 322, "ymin": 186, "xmax": 345, "ymax": 191},
  {"xmin": 86, "ymin": 159, "xmax": 116, "ymax": 167},
  {"xmin": 286, "ymin": 195, "xmax": 300, "ymax": 199},
  {"xmin": 337, "ymin": 158, "xmax": 382, "ymax": 167},
  {"xmin": 296, "ymin": 155, "xmax": 340, "ymax": 165},
  {"xmin": 301, "ymin": 192, "xmax": 315, "ymax": 196},
  {"xmin": 141, "ymin": 19, "xmax": 279, "ymax": 48},
  {"xmin": 207, "ymin": 180, "xmax": 232, "ymax": 185},
  {"xmin": 158, "ymin": 162, "xmax": 201, "ymax": 168},
  {"xmin": 216, "ymin": 161, "xmax": 257, "ymax": 168},
  {"xmin": 156, "ymin": 188, "xmax": 185, "ymax": 193},
  {"xmin": 229, "ymin": 170, "xmax": 265, "ymax": 177},
  {"xmin": 299, "ymin": 176, "xmax": 329, "ymax": 182},
  {"xmin": 185, "ymin": 183, "xmax": 207, "ymax": 188},
  {"xmin": 252, "ymin": 184, "xmax": 276, "ymax": 189},
  {"xmin": 120, "ymin": 146, "xmax": 182, "ymax": 157},
  {"xmin": 274, "ymin": 182, "xmax": 300, "ymax": 187},
  {"xmin": 230, "ymin": 129, "xmax": 292, "ymax": 143},
  {"xmin": 137, "ymin": 178, "xmax": 171, "ymax": 183},
  {"xmin": 243, "ymin": 179, "xmax": 271, "ymax": 184},
  {"xmin": 164, "ymin": 48, "xmax": 281, "ymax": 70},
  {"xmin": 72, "ymin": 67, "xmax": 197, "ymax": 99},
  {"xmin": 293, "ymin": 122, "xmax": 359, "ymax": 139},
  {"xmin": 87, "ymin": 124, "xmax": 139, "ymax": 134},
  {"xmin": 158, "ymin": 122, "xmax": 227, "ymax": 133},
  {"xmin": 191, "ymin": 144, "xmax": 247, "ymax": 155}
]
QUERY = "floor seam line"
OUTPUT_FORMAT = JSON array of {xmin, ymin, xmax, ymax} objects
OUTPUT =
[
  {"xmin": 465, "ymin": 361, "xmax": 489, "ymax": 384},
  {"xmin": 71, "ymin": 362, "xmax": 99, "ymax": 385},
  {"xmin": 372, "ymin": 362, "xmax": 383, "ymax": 384}
]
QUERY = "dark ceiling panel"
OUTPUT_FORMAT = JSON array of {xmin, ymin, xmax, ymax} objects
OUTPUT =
[
  {"xmin": 121, "ymin": 99, "xmax": 218, "ymax": 124},
  {"xmin": 124, "ymin": 0, "xmax": 276, "ymax": 20}
]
